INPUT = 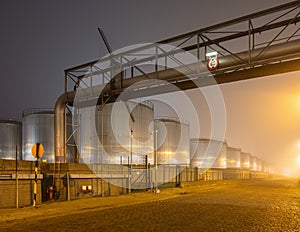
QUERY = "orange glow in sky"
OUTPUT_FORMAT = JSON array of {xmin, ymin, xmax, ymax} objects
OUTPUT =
[{"xmin": 220, "ymin": 70, "xmax": 300, "ymax": 176}]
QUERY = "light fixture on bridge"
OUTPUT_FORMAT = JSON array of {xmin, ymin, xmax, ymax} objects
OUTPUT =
[{"xmin": 206, "ymin": 51, "xmax": 218, "ymax": 57}]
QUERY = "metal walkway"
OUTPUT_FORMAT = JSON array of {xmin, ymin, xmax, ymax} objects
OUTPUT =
[
  {"xmin": 64, "ymin": 1, "xmax": 300, "ymax": 102},
  {"xmin": 56, "ymin": 1, "xmax": 300, "ymax": 162}
]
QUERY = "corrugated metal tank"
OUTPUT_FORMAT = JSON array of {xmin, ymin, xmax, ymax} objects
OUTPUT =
[
  {"xmin": 0, "ymin": 120, "xmax": 22, "ymax": 160},
  {"xmin": 190, "ymin": 138, "xmax": 227, "ymax": 169},
  {"xmin": 154, "ymin": 118, "xmax": 190, "ymax": 165},
  {"xmin": 22, "ymin": 110, "xmax": 55, "ymax": 162},
  {"xmin": 226, "ymin": 147, "xmax": 241, "ymax": 168},
  {"xmin": 250, "ymin": 156, "xmax": 257, "ymax": 171},
  {"xmin": 78, "ymin": 101, "xmax": 154, "ymax": 164},
  {"xmin": 240, "ymin": 152, "xmax": 250, "ymax": 169}
]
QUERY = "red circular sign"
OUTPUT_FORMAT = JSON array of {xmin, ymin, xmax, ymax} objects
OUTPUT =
[{"xmin": 207, "ymin": 57, "xmax": 219, "ymax": 71}]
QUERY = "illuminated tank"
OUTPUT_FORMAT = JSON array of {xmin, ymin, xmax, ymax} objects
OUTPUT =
[
  {"xmin": 0, "ymin": 120, "xmax": 22, "ymax": 160},
  {"xmin": 77, "ymin": 101, "xmax": 154, "ymax": 165},
  {"xmin": 22, "ymin": 109, "xmax": 54, "ymax": 162},
  {"xmin": 240, "ymin": 152, "xmax": 250, "ymax": 169},
  {"xmin": 22, "ymin": 109, "xmax": 75, "ymax": 163},
  {"xmin": 250, "ymin": 155, "xmax": 257, "ymax": 171},
  {"xmin": 226, "ymin": 147, "xmax": 241, "ymax": 168},
  {"xmin": 256, "ymin": 158, "xmax": 263, "ymax": 171},
  {"xmin": 154, "ymin": 118, "xmax": 190, "ymax": 165},
  {"xmin": 190, "ymin": 138, "xmax": 227, "ymax": 169}
]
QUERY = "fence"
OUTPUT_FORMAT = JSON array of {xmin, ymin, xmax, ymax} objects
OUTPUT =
[{"xmin": 0, "ymin": 160, "xmax": 272, "ymax": 208}]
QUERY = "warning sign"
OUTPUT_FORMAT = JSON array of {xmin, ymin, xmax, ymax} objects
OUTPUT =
[
  {"xmin": 207, "ymin": 57, "xmax": 219, "ymax": 71},
  {"xmin": 31, "ymin": 143, "xmax": 44, "ymax": 159}
]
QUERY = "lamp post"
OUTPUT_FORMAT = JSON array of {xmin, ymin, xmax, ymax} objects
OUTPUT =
[
  {"xmin": 129, "ymin": 128, "xmax": 133, "ymax": 193},
  {"xmin": 155, "ymin": 129, "xmax": 158, "ymax": 193},
  {"xmin": 297, "ymin": 155, "xmax": 300, "ymax": 184},
  {"xmin": 15, "ymin": 145, "xmax": 19, "ymax": 209}
]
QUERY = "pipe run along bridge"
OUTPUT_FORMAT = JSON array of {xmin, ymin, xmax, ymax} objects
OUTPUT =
[{"xmin": 56, "ymin": 1, "xmax": 300, "ymax": 162}]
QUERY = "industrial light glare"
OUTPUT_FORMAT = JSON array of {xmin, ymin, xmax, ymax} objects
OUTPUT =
[
  {"xmin": 163, "ymin": 151, "xmax": 173, "ymax": 155},
  {"xmin": 206, "ymin": 51, "xmax": 218, "ymax": 57},
  {"xmin": 297, "ymin": 155, "xmax": 300, "ymax": 167}
]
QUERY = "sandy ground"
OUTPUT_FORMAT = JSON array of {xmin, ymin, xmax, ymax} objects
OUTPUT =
[{"xmin": 0, "ymin": 178, "xmax": 299, "ymax": 231}]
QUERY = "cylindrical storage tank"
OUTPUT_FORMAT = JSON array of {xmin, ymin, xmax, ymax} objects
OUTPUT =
[
  {"xmin": 190, "ymin": 138, "xmax": 227, "ymax": 169},
  {"xmin": 226, "ymin": 147, "xmax": 241, "ymax": 168},
  {"xmin": 256, "ymin": 158, "xmax": 263, "ymax": 171},
  {"xmin": 0, "ymin": 120, "xmax": 22, "ymax": 160},
  {"xmin": 263, "ymin": 162, "xmax": 269, "ymax": 173},
  {"xmin": 250, "ymin": 156, "xmax": 257, "ymax": 171},
  {"xmin": 22, "ymin": 109, "xmax": 76, "ymax": 163},
  {"xmin": 154, "ymin": 118, "xmax": 190, "ymax": 165},
  {"xmin": 22, "ymin": 109, "xmax": 55, "ymax": 162},
  {"xmin": 240, "ymin": 152, "xmax": 250, "ymax": 169},
  {"xmin": 77, "ymin": 101, "xmax": 154, "ymax": 164}
]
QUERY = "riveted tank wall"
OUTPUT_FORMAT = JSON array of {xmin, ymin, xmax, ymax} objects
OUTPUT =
[
  {"xmin": 240, "ymin": 152, "xmax": 250, "ymax": 169},
  {"xmin": 226, "ymin": 147, "xmax": 241, "ymax": 168},
  {"xmin": 77, "ymin": 101, "xmax": 154, "ymax": 165},
  {"xmin": 190, "ymin": 138, "xmax": 227, "ymax": 169},
  {"xmin": 154, "ymin": 118, "xmax": 190, "ymax": 165},
  {"xmin": 0, "ymin": 120, "xmax": 22, "ymax": 160}
]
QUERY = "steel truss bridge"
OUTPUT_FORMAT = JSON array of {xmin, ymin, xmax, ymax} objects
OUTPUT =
[{"xmin": 56, "ymin": 1, "xmax": 300, "ymax": 162}]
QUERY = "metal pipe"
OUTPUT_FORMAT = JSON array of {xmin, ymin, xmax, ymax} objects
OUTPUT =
[
  {"xmin": 55, "ymin": 39, "xmax": 300, "ymax": 162},
  {"xmin": 74, "ymin": 39, "xmax": 300, "ymax": 94},
  {"xmin": 103, "ymin": 38, "xmax": 300, "ymax": 97},
  {"xmin": 54, "ymin": 91, "xmax": 75, "ymax": 163}
]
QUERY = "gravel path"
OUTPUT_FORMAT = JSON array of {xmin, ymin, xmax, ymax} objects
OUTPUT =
[{"xmin": 0, "ymin": 178, "xmax": 299, "ymax": 231}]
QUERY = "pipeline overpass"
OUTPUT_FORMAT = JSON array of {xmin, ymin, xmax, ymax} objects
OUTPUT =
[{"xmin": 56, "ymin": 1, "xmax": 300, "ymax": 162}]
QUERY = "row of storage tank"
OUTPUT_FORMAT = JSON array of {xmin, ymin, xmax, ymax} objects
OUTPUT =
[
  {"xmin": 190, "ymin": 139, "xmax": 271, "ymax": 172},
  {"xmin": 0, "ymin": 102, "xmax": 271, "ymax": 172}
]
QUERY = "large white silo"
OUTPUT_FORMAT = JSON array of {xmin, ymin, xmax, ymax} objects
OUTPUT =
[
  {"xmin": 77, "ymin": 101, "xmax": 154, "ymax": 165},
  {"xmin": 0, "ymin": 120, "xmax": 22, "ymax": 160},
  {"xmin": 226, "ymin": 147, "xmax": 241, "ymax": 168},
  {"xmin": 240, "ymin": 152, "xmax": 250, "ymax": 169},
  {"xmin": 190, "ymin": 138, "xmax": 227, "ymax": 169},
  {"xmin": 22, "ymin": 109, "xmax": 75, "ymax": 163},
  {"xmin": 154, "ymin": 118, "xmax": 190, "ymax": 165}
]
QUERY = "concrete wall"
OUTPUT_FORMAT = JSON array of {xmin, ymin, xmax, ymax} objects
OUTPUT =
[
  {"xmin": 0, "ymin": 160, "xmax": 42, "ymax": 208},
  {"xmin": 0, "ymin": 180, "xmax": 42, "ymax": 208},
  {"xmin": 41, "ymin": 163, "xmax": 129, "ymax": 201}
]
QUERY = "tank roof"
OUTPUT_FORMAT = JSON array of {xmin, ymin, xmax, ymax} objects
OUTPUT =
[
  {"xmin": 22, "ymin": 108, "xmax": 54, "ymax": 117},
  {"xmin": 190, "ymin": 138, "xmax": 227, "ymax": 145},
  {"xmin": 0, "ymin": 120, "xmax": 21, "ymax": 125}
]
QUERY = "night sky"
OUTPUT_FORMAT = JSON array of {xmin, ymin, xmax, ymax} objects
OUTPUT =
[{"xmin": 1, "ymin": 0, "xmax": 299, "ymax": 173}]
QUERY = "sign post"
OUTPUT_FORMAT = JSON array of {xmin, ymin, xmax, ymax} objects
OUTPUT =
[
  {"xmin": 15, "ymin": 145, "xmax": 19, "ymax": 209},
  {"xmin": 31, "ymin": 143, "xmax": 44, "ymax": 207}
]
